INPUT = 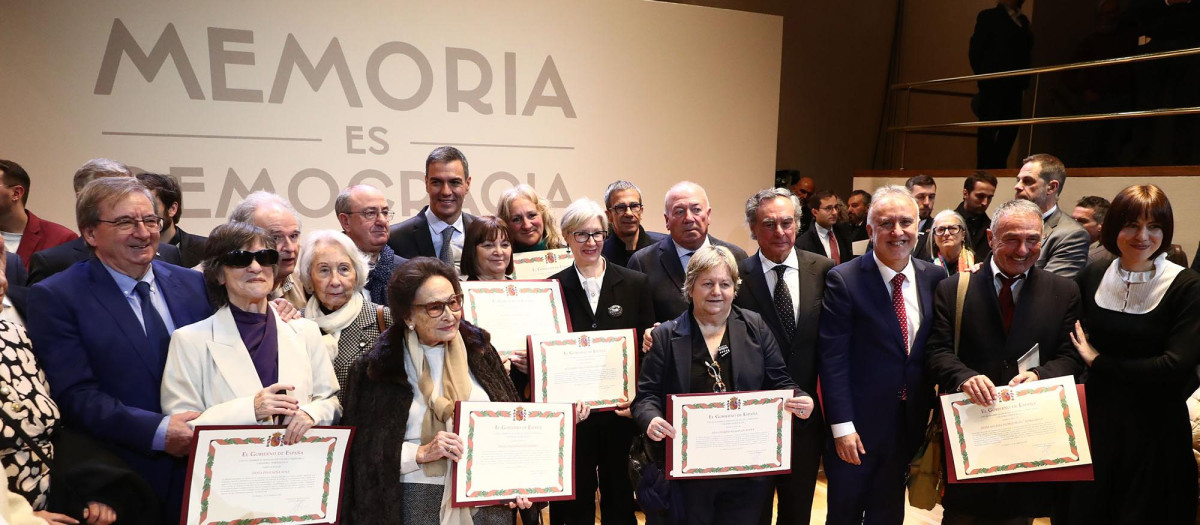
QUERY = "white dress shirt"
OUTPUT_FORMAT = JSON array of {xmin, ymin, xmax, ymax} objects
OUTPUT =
[
  {"xmin": 575, "ymin": 261, "xmax": 607, "ymax": 315},
  {"xmin": 425, "ymin": 208, "xmax": 465, "ymax": 262},
  {"xmin": 759, "ymin": 250, "xmax": 799, "ymax": 324},
  {"xmin": 989, "ymin": 259, "xmax": 1030, "ymax": 303},
  {"xmin": 815, "ymin": 224, "xmax": 834, "ymax": 259},
  {"xmin": 674, "ymin": 237, "xmax": 712, "ymax": 270}
]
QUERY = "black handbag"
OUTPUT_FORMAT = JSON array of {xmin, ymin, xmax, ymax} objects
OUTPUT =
[{"xmin": 627, "ymin": 434, "xmax": 671, "ymax": 514}]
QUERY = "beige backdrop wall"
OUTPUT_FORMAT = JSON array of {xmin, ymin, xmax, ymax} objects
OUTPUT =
[{"xmin": 0, "ymin": 0, "xmax": 783, "ymax": 252}]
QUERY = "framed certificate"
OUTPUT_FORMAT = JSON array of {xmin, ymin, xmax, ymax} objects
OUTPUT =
[
  {"xmin": 528, "ymin": 329, "xmax": 636, "ymax": 410},
  {"xmin": 512, "ymin": 248, "xmax": 575, "ymax": 280},
  {"xmin": 181, "ymin": 426, "xmax": 354, "ymax": 525},
  {"xmin": 459, "ymin": 280, "xmax": 572, "ymax": 360},
  {"xmin": 451, "ymin": 401, "xmax": 577, "ymax": 506},
  {"xmin": 941, "ymin": 375, "xmax": 1092, "ymax": 481},
  {"xmin": 666, "ymin": 389, "xmax": 794, "ymax": 479}
]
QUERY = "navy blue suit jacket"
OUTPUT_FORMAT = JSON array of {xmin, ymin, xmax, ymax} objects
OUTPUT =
[
  {"xmin": 817, "ymin": 251, "xmax": 945, "ymax": 454},
  {"xmin": 27, "ymin": 259, "xmax": 212, "ymax": 498}
]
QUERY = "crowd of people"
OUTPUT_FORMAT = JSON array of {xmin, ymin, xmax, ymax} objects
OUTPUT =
[{"xmin": 0, "ymin": 147, "xmax": 1196, "ymax": 525}]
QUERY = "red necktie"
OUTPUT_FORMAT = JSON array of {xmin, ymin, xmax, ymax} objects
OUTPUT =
[
  {"xmin": 828, "ymin": 232, "xmax": 841, "ymax": 264},
  {"xmin": 998, "ymin": 273, "xmax": 1024, "ymax": 332},
  {"xmin": 891, "ymin": 273, "xmax": 909, "ymax": 354}
]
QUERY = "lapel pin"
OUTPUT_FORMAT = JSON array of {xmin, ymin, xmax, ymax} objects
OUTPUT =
[{"xmin": 608, "ymin": 305, "xmax": 623, "ymax": 318}]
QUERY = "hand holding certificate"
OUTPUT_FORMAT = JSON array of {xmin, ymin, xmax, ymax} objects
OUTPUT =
[
  {"xmin": 665, "ymin": 389, "xmax": 794, "ymax": 479},
  {"xmin": 181, "ymin": 426, "xmax": 353, "ymax": 525},
  {"xmin": 451, "ymin": 401, "xmax": 577, "ymax": 506},
  {"xmin": 528, "ymin": 329, "xmax": 636, "ymax": 409}
]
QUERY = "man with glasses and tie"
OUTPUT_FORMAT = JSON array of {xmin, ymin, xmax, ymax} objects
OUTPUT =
[
  {"xmin": 27, "ymin": 177, "xmax": 213, "ymax": 521},
  {"xmin": 600, "ymin": 180, "xmax": 665, "ymax": 268},
  {"xmin": 387, "ymin": 146, "xmax": 478, "ymax": 271},
  {"xmin": 796, "ymin": 190, "xmax": 853, "ymax": 265},
  {"xmin": 628, "ymin": 181, "xmax": 748, "ymax": 323},
  {"xmin": 818, "ymin": 186, "xmax": 946, "ymax": 525},
  {"xmin": 733, "ymin": 188, "xmax": 835, "ymax": 525},
  {"xmin": 925, "ymin": 199, "xmax": 1084, "ymax": 524},
  {"xmin": 336, "ymin": 184, "xmax": 408, "ymax": 305}
]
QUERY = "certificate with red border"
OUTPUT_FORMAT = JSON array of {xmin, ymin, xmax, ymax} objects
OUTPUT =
[
  {"xmin": 666, "ymin": 390, "xmax": 793, "ymax": 480},
  {"xmin": 181, "ymin": 425, "xmax": 354, "ymax": 525},
  {"xmin": 511, "ymin": 248, "xmax": 575, "ymax": 279},
  {"xmin": 460, "ymin": 280, "xmax": 572, "ymax": 361},
  {"xmin": 941, "ymin": 375, "xmax": 1092, "ymax": 481},
  {"xmin": 528, "ymin": 329, "xmax": 636, "ymax": 410},
  {"xmin": 451, "ymin": 401, "xmax": 576, "ymax": 506}
]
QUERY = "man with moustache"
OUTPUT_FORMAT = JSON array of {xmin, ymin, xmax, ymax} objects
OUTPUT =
[
  {"xmin": 956, "ymin": 171, "xmax": 998, "ymax": 262},
  {"xmin": 1013, "ymin": 154, "xmax": 1090, "ymax": 279},
  {"xmin": 734, "ymin": 188, "xmax": 834, "ymax": 525},
  {"xmin": 229, "ymin": 192, "xmax": 307, "ymax": 309},
  {"xmin": 27, "ymin": 177, "xmax": 212, "ymax": 520},
  {"xmin": 818, "ymin": 186, "xmax": 946, "ymax": 525},
  {"xmin": 336, "ymin": 184, "xmax": 408, "ymax": 305},
  {"xmin": 926, "ymin": 199, "xmax": 1084, "ymax": 523},
  {"xmin": 628, "ymin": 181, "xmax": 748, "ymax": 322},
  {"xmin": 388, "ymin": 146, "xmax": 477, "ymax": 268},
  {"xmin": 906, "ymin": 175, "xmax": 938, "ymax": 262},
  {"xmin": 600, "ymin": 180, "xmax": 665, "ymax": 267},
  {"xmin": 846, "ymin": 190, "xmax": 871, "ymax": 242}
]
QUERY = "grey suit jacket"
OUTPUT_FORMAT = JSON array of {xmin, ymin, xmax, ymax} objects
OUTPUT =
[
  {"xmin": 1036, "ymin": 207, "xmax": 1090, "ymax": 280},
  {"xmin": 627, "ymin": 235, "xmax": 749, "ymax": 322}
]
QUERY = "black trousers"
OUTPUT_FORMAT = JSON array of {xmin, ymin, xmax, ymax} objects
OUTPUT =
[
  {"xmin": 678, "ymin": 476, "xmax": 773, "ymax": 525},
  {"xmin": 759, "ymin": 412, "xmax": 825, "ymax": 525},
  {"xmin": 549, "ymin": 412, "xmax": 636, "ymax": 525},
  {"xmin": 975, "ymin": 87, "xmax": 1024, "ymax": 169}
]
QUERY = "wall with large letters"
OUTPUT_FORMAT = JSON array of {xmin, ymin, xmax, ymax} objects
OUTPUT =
[{"xmin": 0, "ymin": 1, "xmax": 783, "ymax": 251}]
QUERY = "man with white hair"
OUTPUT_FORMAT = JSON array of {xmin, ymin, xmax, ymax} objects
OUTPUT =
[
  {"xmin": 818, "ymin": 186, "xmax": 946, "ymax": 524},
  {"xmin": 335, "ymin": 184, "xmax": 408, "ymax": 305},
  {"xmin": 628, "ymin": 181, "xmax": 748, "ymax": 322},
  {"xmin": 229, "ymin": 191, "xmax": 307, "ymax": 309}
]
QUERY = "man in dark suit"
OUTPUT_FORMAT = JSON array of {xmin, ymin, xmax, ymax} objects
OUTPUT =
[
  {"xmin": 628, "ymin": 181, "xmax": 748, "ymax": 322},
  {"xmin": 795, "ymin": 190, "xmax": 853, "ymax": 265},
  {"xmin": 27, "ymin": 236, "xmax": 182, "ymax": 285},
  {"xmin": 956, "ymin": 171, "xmax": 998, "ymax": 262},
  {"xmin": 337, "ymin": 184, "xmax": 408, "ymax": 305},
  {"xmin": 0, "ymin": 159, "xmax": 80, "ymax": 270},
  {"xmin": 926, "ymin": 199, "xmax": 1084, "ymax": 523},
  {"xmin": 1014, "ymin": 154, "xmax": 1090, "ymax": 279},
  {"xmin": 846, "ymin": 189, "xmax": 871, "ymax": 243},
  {"xmin": 734, "ymin": 188, "xmax": 834, "ymax": 525},
  {"xmin": 818, "ymin": 186, "xmax": 947, "ymax": 524},
  {"xmin": 970, "ymin": 0, "xmax": 1033, "ymax": 169},
  {"xmin": 600, "ymin": 180, "xmax": 666, "ymax": 267},
  {"xmin": 27, "ymin": 178, "xmax": 213, "ymax": 521},
  {"xmin": 387, "ymin": 146, "xmax": 477, "ymax": 268},
  {"xmin": 2, "ymin": 250, "xmax": 29, "ymax": 321},
  {"xmin": 906, "ymin": 174, "xmax": 938, "ymax": 262},
  {"xmin": 137, "ymin": 172, "xmax": 208, "ymax": 268}
]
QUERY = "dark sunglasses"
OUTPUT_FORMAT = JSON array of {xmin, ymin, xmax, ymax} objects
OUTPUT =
[{"xmin": 220, "ymin": 249, "xmax": 280, "ymax": 268}]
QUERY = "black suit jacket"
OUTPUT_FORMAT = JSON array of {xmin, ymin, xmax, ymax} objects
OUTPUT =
[
  {"xmin": 600, "ymin": 226, "xmax": 665, "ymax": 268},
  {"xmin": 970, "ymin": 5, "xmax": 1033, "ymax": 93},
  {"xmin": 795, "ymin": 224, "xmax": 853, "ymax": 263},
  {"xmin": 734, "ymin": 249, "xmax": 834, "ymax": 399},
  {"xmin": 632, "ymin": 306, "xmax": 803, "ymax": 433},
  {"xmin": 550, "ymin": 263, "xmax": 656, "ymax": 344},
  {"xmin": 6, "ymin": 252, "xmax": 29, "ymax": 320},
  {"xmin": 912, "ymin": 218, "xmax": 935, "ymax": 262},
  {"xmin": 925, "ymin": 262, "xmax": 1084, "ymax": 517},
  {"xmin": 386, "ymin": 206, "xmax": 478, "ymax": 259},
  {"xmin": 27, "ymin": 238, "xmax": 183, "ymax": 286},
  {"xmin": 627, "ymin": 235, "xmax": 749, "ymax": 322},
  {"xmin": 171, "ymin": 226, "xmax": 209, "ymax": 269}
]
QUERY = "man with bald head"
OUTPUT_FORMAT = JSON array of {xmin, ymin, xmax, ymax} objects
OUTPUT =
[
  {"xmin": 818, "ymin": 186, "xmax": 946, "ymax": 524},
  {"xmin": 229, "ymin": 191, "xmax": 306, "ymax": 309},
  {"xmin": 336, "ymin": 184, "xmax": 408, "ymax": 305},
  {"xmin": 628, "ymin": 181, "xmax": 748, "ymax": 322}
]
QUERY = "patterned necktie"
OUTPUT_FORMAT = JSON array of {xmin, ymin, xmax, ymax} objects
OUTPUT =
[
  {"xmin": 773, "ymin": 265, "xmax": 796, "ymax": 341},
  {"xmin": 998, "ymin": 273, "xmax": 1024, "ymax": 332},
  {"xmin": 828, "ymin": 232, "xmax": 841, "ymax": 264},
  {"xmin": 890, "ymin": 273, "xmax": 909, "ymax": 354},
  {"xmin": 134, "ymin": 281, "xmax": 170, "ymax": 358},
  {"xmin": 439, "ymin": 226, "xmax": 455, "ymax": 266}
]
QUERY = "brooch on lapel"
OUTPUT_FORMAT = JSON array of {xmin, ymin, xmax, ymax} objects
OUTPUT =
[{"xmin": 607, "ymin": 305, "xmax": 624, "ymax": 318}]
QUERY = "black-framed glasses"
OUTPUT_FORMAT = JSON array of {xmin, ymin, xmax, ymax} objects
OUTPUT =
[
  {"xmin": 220, "ymin": 249, "xmax": 280, "ymax": 268},
  {"xmin": 703, "ymin": 361, "xmax": 727, "ymax": 393},
  {"xmin": 413, "ymin": 294, "xmax": 464, "ymax": 318},
  {"xmin": 97, "ymin": 216, "xmax": 163, "ymax": 233},
  {"xmin": 349, "ymin": 208, "xmax": 395, "ymax": 222},
  {"xmin": 608, "ymin": 203, "xmax": 643, "ymax": 214},
  {"xmin": 571, "ymin": 231, "xmax": 608, "ymax": 243},
  {"xmin": 934, "ymin": 225, "xmax": 964, "ymax": 236}
]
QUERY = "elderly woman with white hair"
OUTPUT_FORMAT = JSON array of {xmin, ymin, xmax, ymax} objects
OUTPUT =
[
  {"xmin": 296, "ymin": 230, "xmax": 393, "ymax": 394},
  {"xmin": 930, "ymin": 209, "xmax": 977, "ymax": 274},
  {"xmin": 547, "ymin": 199, "xmax": 655, "ymax": 524},
  {"xmin": 632, "ymin": 245, "xmax": 814, "ymax": 524}
]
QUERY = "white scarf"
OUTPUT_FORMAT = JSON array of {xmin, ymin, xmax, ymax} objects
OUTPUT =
[{"xmin": 303, "ymin": 292, "xmax": 364, "ymax": 361}]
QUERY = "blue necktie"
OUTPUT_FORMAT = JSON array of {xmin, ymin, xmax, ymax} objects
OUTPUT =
[{"xmin": 134, "ymin": 281, "xmax": 171, "ymax": 358}]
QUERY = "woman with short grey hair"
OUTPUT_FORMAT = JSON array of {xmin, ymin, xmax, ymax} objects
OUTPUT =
[{"xmin": 930, "ymin": 209, "xmax": 976, "ymax": 274}]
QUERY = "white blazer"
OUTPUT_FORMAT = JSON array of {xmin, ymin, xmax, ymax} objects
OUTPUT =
[{"xmin": 161, "ymin": 306, "xmax": 341, "ymax": 427}]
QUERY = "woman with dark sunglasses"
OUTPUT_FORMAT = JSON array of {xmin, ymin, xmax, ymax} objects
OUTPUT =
[
  {"xmin": 161, "ymin": 222, "xmax": 340, "ymax": 446},
  {"xmin": 632, "ymin": 245, "xmax": 813, "ymax": 525}
]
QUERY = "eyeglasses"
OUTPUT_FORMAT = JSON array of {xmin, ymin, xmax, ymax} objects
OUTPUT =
[
  {"xmin": 220, "ymin": 249, "xmax": 280, "ymax": 268},
  {"xmin": 348, "ymin": 208, "xmax": 395, "ymax": 222},
  {"xmin": 608, "ymin": 203, "xmax": 643, "ymax": 214},
  {"xmin": 934, "ymin": 225, "xmax": 964, "ymax": 236},
  {"xmin": 97, "ymin": 216, "xmax": 163, "ymax": 233},
  {"xmin": 818, "ymin": 205, "xmax": 839, "ymax": 213},
  {"xmin": 571, "ymin": 231, "xmax": 608, "ymax": 243},
  {"xmin": 703, "ymin": 361, "xmax": 727, "ymax": 393},
  {"xmin": 413, "ymin": 294, "xmax": 464, "ymax": 318}
]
